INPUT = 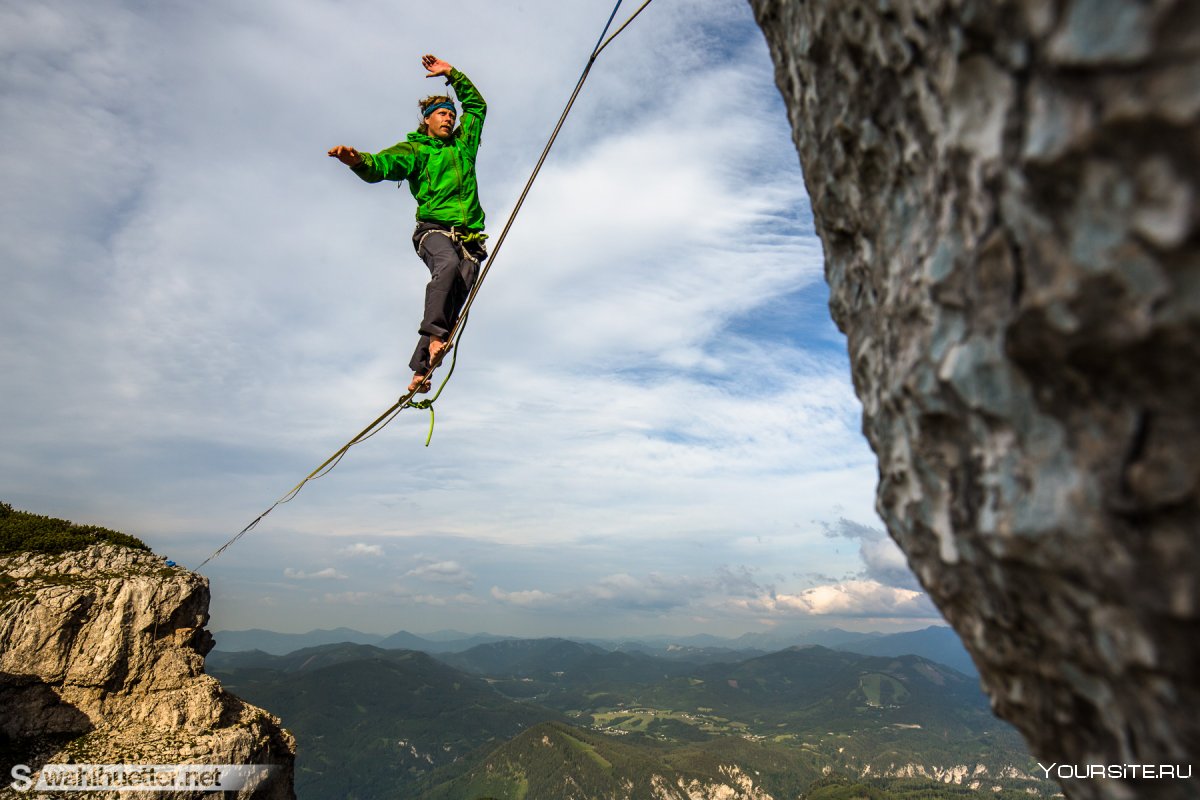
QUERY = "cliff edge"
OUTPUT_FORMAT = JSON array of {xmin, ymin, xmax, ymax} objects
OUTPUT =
[
  {"xmin": 748, "ymin": 2, "xmax": 1198, "ymax": 799},
  {"xmin": 0, "ymin": 520, "xmax": 295, "ymax": 798}
]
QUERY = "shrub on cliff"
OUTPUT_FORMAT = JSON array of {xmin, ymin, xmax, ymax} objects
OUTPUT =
[{"xmin": 0, "ymin": 502, "xmax": 150, "ymax": 555}]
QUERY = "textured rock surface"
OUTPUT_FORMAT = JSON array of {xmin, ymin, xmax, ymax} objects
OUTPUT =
[
  {"xmin": 748, "ymin": 1, "xmax": 1198, "ymax": 799},
  {"xmin": 0, "ymin": 544, "xmax": 295, "ymax": 799}
]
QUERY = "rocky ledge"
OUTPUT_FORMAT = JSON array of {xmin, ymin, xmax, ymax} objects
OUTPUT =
[{"xmin": 0, "ymin": 543, "xmax": 295, "ymax": 799}]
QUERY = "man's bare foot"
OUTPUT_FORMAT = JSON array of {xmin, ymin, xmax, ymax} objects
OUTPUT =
[
  {"xmin": 429, "ymin": 337, "xmax": 451, "ymax": 365},
  {"xmin": 408, "ymin": 373, "xmax": 431, "ymax": 394}
]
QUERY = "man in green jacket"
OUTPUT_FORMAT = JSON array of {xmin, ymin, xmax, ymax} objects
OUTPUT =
[{"xmin": 329, "ymin": 54, "xmax": 487, "ymax": 394}]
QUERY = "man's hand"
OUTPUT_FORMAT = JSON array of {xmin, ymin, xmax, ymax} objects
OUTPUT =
[
  {"xmin": 327, "ymin": 145, "xmax": 362, "ymax": 166},
  {"xmin": 422, "ymin": 54, "xmax": 452, "ymax": 78}
]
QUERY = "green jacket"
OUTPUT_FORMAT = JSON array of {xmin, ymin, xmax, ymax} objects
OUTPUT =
[{"xmin": 351, "ymin": 68, "xmax": 486, "ymax": 231}]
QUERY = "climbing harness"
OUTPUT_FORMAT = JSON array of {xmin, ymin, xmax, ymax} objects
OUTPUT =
[
  {"xmin": 197, "ymin": 0, "xmax": 655, "ymax": 570},
  {"xmin": 415, "ymin": 226, "xmax": 488, "ymax": 258}
]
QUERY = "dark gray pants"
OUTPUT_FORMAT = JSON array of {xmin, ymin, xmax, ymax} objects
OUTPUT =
[{"xmin": 408, "ymin": 222, "xmax": 485, "ymax": 375}]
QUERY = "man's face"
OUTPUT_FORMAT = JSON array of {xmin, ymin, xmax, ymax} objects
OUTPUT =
[{"xmin": 425, "ymin": 108, "xmax": 456, "ymax": 140}]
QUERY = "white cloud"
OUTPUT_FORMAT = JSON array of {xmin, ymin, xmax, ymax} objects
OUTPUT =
[
  {"xmin": 823, "ymin": 518, "xmax": 921, "ymax": 591},
  {"xmin": 491, "ymin": 587, "xmax": 556, "ymax": 608},
  {"xmin": 403, "ymin": 560, "xmax": 474, "ymax": 587},
  {"xmin": 413, "ymin": 593, "xmax": 481, "ymax": 607},
  {"xmin": 736, "ymin": 580, "xmax": 937, "ymax": 618},
  {"xmin": 321, "ymin": 591, "xmax": 373, "ymax": 605},
  {"xmin": 284, "ymin": 567, "xmax": 348, "ymax": 580},
  {"xmin": 343, "ymin": 543, "xmax": 385, "ymax": 557}
]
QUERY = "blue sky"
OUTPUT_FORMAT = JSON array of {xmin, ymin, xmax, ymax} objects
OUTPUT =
[{"xmin": 1, "ymin": 0, "xmax": 943, "ymax": 638}]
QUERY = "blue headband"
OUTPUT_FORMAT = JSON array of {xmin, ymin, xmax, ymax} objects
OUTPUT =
[{"xmin": 422, "ymin": 100, "xmax": 457, "ymax": 118}]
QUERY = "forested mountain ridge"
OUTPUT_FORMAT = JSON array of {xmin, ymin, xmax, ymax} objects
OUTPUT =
[{"xmin": 209, "ymin": 641, "xmax": 1052, "ymax": 799}]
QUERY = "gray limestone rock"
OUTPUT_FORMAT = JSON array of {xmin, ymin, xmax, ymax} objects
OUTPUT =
[
  {"xmin": 0, "ymin": 544, "xmax": 295, "ymax": 799},
  {"xmin": 748, "ymin": 1, "xmax": 1199, "ymax": 798}
]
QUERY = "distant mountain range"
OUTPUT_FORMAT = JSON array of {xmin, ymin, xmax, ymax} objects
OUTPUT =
[
  {"xmin": 834, "ymin": 625, "xmax": 980, "ymax": 675},
  {"xmin": 207, "ymin": 640, "xmax": 1043, "ymax": 800},
  {"xmin": 210, "ymin": 627, "xmax": 513, "ymax": 654},
  {"xmin": 212, "ymin": 625, "xmax": 978, "ymax": 675}
]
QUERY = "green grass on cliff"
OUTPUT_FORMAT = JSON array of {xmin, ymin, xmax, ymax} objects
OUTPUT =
[{"xmin": 0, "ymin": 502, "xmax": 149, "ymax": 555}]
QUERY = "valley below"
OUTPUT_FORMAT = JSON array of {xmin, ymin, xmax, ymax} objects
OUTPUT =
[{"xmin": 207, "ymin": 632, "xmax": 1059, "ymax": 800}]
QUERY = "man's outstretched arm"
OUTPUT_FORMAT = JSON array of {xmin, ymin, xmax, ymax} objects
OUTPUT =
[{"xmin": 328, "ymin": 142, "xmax": 416, "ymax": 184}]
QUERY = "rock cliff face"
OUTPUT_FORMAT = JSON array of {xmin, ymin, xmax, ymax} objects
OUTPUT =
[
  {"xmin": 748, "ymin": 2, "xmax": 1198, "ymax": 799},
  {"xmin": 0, "ymin": 544, "xmax": 295, "ymax": 798}
]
